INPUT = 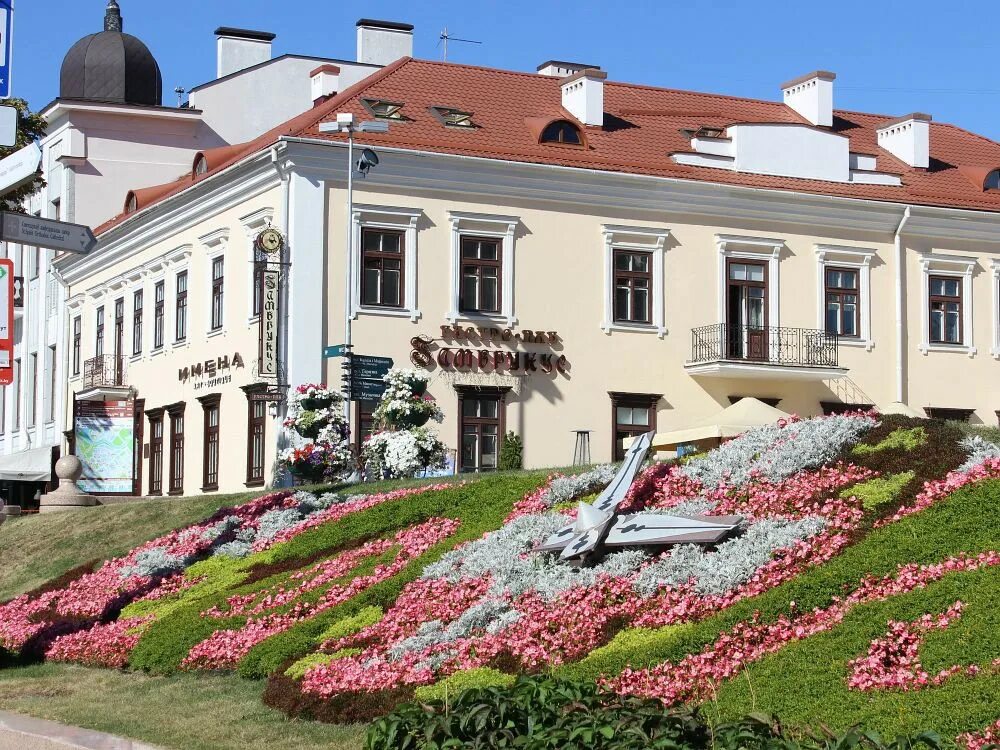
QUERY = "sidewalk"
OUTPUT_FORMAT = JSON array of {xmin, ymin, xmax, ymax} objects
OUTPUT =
[{"xmin": 0, "ymin": 710, "xmax": 162, "ymax": 749}]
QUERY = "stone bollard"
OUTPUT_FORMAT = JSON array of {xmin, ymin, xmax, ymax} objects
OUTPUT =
[{"xmin": 39, "ymin": 455, "xmax": 98, "ymax": 513}]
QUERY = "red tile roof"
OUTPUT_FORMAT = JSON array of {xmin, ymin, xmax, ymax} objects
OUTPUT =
[{"xmin": 96, "ymin": 58, "xmax": 1000, "ymax": 235}]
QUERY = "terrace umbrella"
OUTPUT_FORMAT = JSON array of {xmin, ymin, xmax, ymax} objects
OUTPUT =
[{"xmin": 644, "ymin": 397, "xmax": 791, "ymax": 452}]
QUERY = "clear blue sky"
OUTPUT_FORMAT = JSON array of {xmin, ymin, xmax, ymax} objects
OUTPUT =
[{"xmin": 12, "ymin": 0, "xmax": 1000, "ymax": 141}]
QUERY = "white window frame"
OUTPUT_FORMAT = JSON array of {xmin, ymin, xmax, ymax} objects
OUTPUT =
[
  {"xmin": 448, "ymin": 211, "xmax": 519, "ymax": 326},
  {"xmin": 814, "ymin": 244, "xmax": 876, "ymax": 351},
  {"xmin": 601, "ymin": 224, "xmax": 670, "ymax": 337},
  {"xmin": 716, "ymin": 233, "xmax": 783, "ymax": 327},
  {"xmin": 199, "ymin": 228, "xmax": 229, "ymax": 337},
  {"xmin": 239, "ymin": 207, "xmax": 275, "ymax": 323},
  {"xmin": 165, "ymin": 245, "xmax": 193, "ymax": 349},
  {"xmin": 918, "ymin": 252, "xmax": 976, "ymax": 357},
  {"xmin": 124, "ymin": 268, "xmax": 145, "ymax": 362},
  {"xmin": 142, "ymin": 259, "xmax": 168, "ymax": 358},
  {"xmin": 992, "ymin": 259, "xmax": 1000, "ymax": 359},
  {"xmin": 351, "ymin": 204, "xmax": 422, "ymax": 321},
  {"xmin": 66, "ymin": 294, "xmax": 85, "ymax": 381}
]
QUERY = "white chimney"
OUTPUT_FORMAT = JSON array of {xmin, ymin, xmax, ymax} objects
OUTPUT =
[
  {"xmin": 215, "ymin": 27, "xmax": 275, "ymax": 79},
  {"xmin": 310, "ymin": 65, "xmax": 340, "ymax": 104},
  {"xmin": 876, "ymin": 113, "xmax": 931, "ymax": 169},
  {"xmin": 780, "ymin": 70, "xmax": 836, "ymax": 127},
  {"xmin": 560, "ymin": 68, "xmax": 606, "ymax": 127},
  {"xmin": 537, "ymin": 60, "xmax": 601, "ymax": 77},
  {"xmin": 356, "ymin": 19, "xmax": 413, "ymax": 66}
]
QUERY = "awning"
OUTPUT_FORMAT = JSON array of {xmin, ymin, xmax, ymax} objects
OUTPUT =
[
  {"xmin": 0, "ymin": 446, "xmax": 54, "ymax": 482},
  {"xmin": 647, "ymin": 397, "xmax": 791, "ymax": 450}
]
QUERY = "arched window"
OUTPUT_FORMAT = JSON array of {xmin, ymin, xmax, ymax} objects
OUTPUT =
[
  {"xmin": 125, "ymin": 192, "xmax": 138, "ymax": 214},
  {"xmin": 540, "ymin": 120, "xmax": 582, "ymax": 145},
  {"xmin": 985, "ymin": 169, "xmax": 1000, "ymax": 191},
  {"xmin": 193, "ymin": 154, "xmax": 208, "ymax": 177}
]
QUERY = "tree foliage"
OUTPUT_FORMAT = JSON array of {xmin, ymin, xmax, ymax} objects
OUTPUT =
[{"xmin": 0, "ymin": 98, "xmax": 46, "ymax": 212}]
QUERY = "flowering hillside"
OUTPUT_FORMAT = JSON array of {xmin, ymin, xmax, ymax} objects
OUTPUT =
[{"xmin": 2, "ymin": 412, "xmax": 999, "ymax": 747}]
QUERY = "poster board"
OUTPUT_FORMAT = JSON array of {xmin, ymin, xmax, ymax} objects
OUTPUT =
[{"xmin": 74, "ymin": 400, "xmax": 135, "ymax": 493}]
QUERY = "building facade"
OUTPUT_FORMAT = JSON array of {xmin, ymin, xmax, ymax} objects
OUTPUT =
[
  {"xmin": 0, "ymin": 2, "xmax": 413, "ymax": 507},
  {"xmin": 56, "ymin": 58, "xmax": 1000, "ymax": 494}
]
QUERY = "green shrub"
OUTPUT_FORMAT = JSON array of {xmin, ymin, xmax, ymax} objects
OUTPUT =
[
  {"xmin": 283, "ymin": 648, "xmax": 361, "ymax": 680},
  {"xmin": 499, "ymin": 431, "xmax": 524, "ymax": 470},
  {"xmin": 843, "ymin": 471, "xmax": 915, "ymax": 510},
  {"xmin": 413, "ymin": 667, "xmax": 515, "ymax": 703},
  {"xmin": 316, "ymin": 606, "xmax": 383, "ymax": 645},
  {"xmin": 853, "ymin": 427, "xmax": 928, "ymax": 456}
]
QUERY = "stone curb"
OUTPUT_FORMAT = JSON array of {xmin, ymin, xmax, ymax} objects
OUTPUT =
[{"xmin": 0, "ymin": 710, "xmax": 163, "ymax": 749}]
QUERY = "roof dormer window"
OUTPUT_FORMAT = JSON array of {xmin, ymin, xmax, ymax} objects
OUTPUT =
[
  {"xmin": 985, "ymin": 169, "xmax": 1000, "ymax": 191},
  {"xmin": 193, "ymin": 154, "xmax": 208, "ymax": 177},
  {"xmin": 540, "ymin": 120, "xmax": 582, "ymax": 145},
  {"xmin": 362, "ymin": 98, "xmax": 406, "ymax": 120},
  {"xmin": 125, "ymin": 192, "xmax": 138, "ymax": 214},
  {"xmin": 431, "ymin": 106, "xmax": 476, "ymax": 128}
]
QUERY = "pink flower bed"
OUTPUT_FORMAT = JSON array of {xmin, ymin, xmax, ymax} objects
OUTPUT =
[
  {"xmin": 46, "ymin": 616, "xmax": 154, "ymax": 669},
  {"xmin": 875, "ymin": 458, "xmax": 1000, "ymax": 527},
  {"xmin": 181, "ymin": 517, "xmax": 460, "ymax": 671},
  {"xmin": 847, "ymin": 602, "xmax": 970, "ymax": 691},
  {"xmin": 960, "ymin": 720, "xmax": 1000, "ymax": 750},
  {"xmin": 605, "ymin": 551, "xmax": 1000, "ymax": 705}
]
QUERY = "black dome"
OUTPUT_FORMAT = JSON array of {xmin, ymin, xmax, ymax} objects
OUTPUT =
[{"xmin": 59, "ymin": 2, "xmax": 162, "ymax": 106}]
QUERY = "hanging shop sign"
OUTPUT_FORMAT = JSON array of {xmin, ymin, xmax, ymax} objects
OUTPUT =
[
  {"xmin": 178, "ymin": 352, "xmax": 245, "ymax": 390},
  {"xmin": 259, "ymin": 268, "xmax": 280, "ymax": 380},
  {"xmin": 410, "ymin": 329, "xmax": 568, "ymax": 376},
  {"xmin": 254, "ymin": 226, "xmax": 284, "ymax": 257},
  {"xmin": 75, "ymin": 400, "xmax": 135, "ymax": 494}
]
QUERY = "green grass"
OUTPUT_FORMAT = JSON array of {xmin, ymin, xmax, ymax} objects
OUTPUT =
[
  {"xmin": 556, "ymin": 480, "xmax": 1000, "ymax": 682},
  {"xmin": 949, "ymin": 421, "xmax": 1000, "ymax": 445},
  {"xmin": 0, "ymin": 663, "xmax": 366, "ymax": 750}
]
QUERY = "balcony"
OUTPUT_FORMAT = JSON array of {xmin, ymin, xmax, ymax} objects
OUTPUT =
[
  {"xmin": 78, "ymin": 355, "xmax": 131, "ymax": 401},
  {"xmin": 685, "ymin": 324, "xmax": 847, "ymax": 381}
]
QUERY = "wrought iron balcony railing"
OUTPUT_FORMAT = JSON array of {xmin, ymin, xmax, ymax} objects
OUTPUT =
[
  {"xmin": 83, "ymin": 354, "xmax": 128, "ymax": 389},
  {"xmin": 689, "ymin": 324, "xmax": 840, "ymax": 369}
]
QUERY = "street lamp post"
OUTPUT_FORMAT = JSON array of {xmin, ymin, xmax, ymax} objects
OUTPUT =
[{"xmin": 318, "ymin": 114, "xmax": 389, "ymax": 431}]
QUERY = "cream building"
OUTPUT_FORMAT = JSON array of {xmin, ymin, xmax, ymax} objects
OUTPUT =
[{"xmin": 56, "ymin": 57, "xmax": 1000, "ymax": 495}]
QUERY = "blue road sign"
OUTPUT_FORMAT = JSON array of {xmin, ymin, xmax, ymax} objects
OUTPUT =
[
  {"xmin": 0, "ymin": 1, "xmax": 12, "ymax": 100},
  {"xmin": 324, "ymin": 344, "xmax": 349, "ymax": 358}
]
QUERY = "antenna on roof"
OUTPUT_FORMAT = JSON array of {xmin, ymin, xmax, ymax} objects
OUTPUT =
[
  {"xmin": 437, "ymin": 27, "xmax": 482, "ymax": 62},
  {"xmin": 174, "ymin": 86, "xmax": 186, "ymax": 108}
]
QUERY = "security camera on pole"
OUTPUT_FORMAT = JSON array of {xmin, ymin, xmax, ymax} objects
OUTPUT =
[{"xmin": 317, "ymin": 113, "xmax": 389, "ymax": 429}]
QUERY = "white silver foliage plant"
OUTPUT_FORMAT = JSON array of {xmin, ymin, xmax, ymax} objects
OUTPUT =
[
  {"xmin": 681, "ymin": 413, "xmax": 876, "ymax": 488},
  {"xmin": 958, "ymin": 435, "xmax": 1000, "ymax": 473}
]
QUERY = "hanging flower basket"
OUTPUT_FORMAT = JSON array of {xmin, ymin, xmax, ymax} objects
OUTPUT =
[
  {"xmin": 396, "ymin": 411, "xmax": 431, "ymax": 428},
  {"xmin": 301, "ymin": 396, "xmax": 334, "ymax": 411}
]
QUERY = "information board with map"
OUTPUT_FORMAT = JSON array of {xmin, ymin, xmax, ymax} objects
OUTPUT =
[{"xmin": 75, "ymin": 400, "xmax": 135, "ymax": 494}]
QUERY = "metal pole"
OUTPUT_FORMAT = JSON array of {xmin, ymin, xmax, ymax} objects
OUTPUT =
[{"xmin": 343, "ymin": 130, "xmax": 354, "ymax": 428}]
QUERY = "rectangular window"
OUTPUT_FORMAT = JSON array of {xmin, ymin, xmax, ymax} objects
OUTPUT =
[
  {"xmin": 201, "ymin": 397, "xmax": 220, "ymax": 490},
  {"xmin": 253, "ymin": 264, "xmax": 263, "ymax": 317},
  {"xmin": 95, "ymin": 306, "xmax": 105, "ymax": 357},
  {"xmin": 28, "ymin": 353, "xmax": 37, "ymax": 428},
  {"xmin": 114, "ymin": 297, "xmax": 125, "ymax": 358},
  {"xmin": 29, "ymin": 246, "xmax": 38, "ymax": 280},
  {"xmin": 360, "ymin": 228, "xmax": 404, "ymax": 308},
  {"xmin": 47, "ymin": 345, "xmax": 57, "ymax": 423},
  {"xmin": 613, "ymin": 250, "xmax": 652, "ymax": 324},
  {"xmin": 246, "ymin": 394, "xmax": 267, "ymax": 486},
  {"xmin": 72, "ymin": 316, "xmax": 81, "ymax": 376},
  {"xmin": 460, "ymin": 395, "xmax": 501, "ymax": 473},
  {"xmin": 12, "ymin": 358, "xmax": 19, "ymax": 431},
  {"xmin": 929, "ymin": 275, "xmax": 962, "ymax": 345},
  {"xmin": 153, "ymin": 281, "xmax": 165, "ymax": 349},
  {"xmin": 132, "ymin": 290, "xmax": 143, "ymax": 355},
  {"xmin": 211, "ymin": 257, "xmax": 224, "ymax": 331},
  {"xmin": 824, "ymin": 267, "xmax": 859, "ymax": 338},
  {"xmin": 459, "ymin": 236, "xmax": 501, "ymax": 314},
  {"xmin": 168, "ymin": 406, "xmax": 185, "ymax": 495},
  {"xmin": 175, "ymin": 271, "xmax": 188, "ymax": 342},
  {"xmin": 610, "ymin": 394, "xmax": 657, "ymax": 461},
  {"xmin": 148, "ymin": 412, "xmax": 164, "ymax": 495}
]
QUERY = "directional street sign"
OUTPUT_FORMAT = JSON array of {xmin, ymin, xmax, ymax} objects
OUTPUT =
[
  {"xmin": 323, "ymin": 344, "xmax": 349, "ymax": 358},
  {"xmin": 343, "ymin": 355, "xmax": 393, "ymax": 401},
  {"xmin": 0, "ymin": 141, "xmax": 40, "ymax": 197},
  {"xmin": 352, "ymin": 355, "xmax": 393, "ymax": 380},
  {"xmin": 0, "ymin": 259, "xmax": 12, "ymax": 383},
  {"xmin": 0, "ymin": 211, "xmax": 98, "ymax": 254},
  {"xmin": 0, "ymin": 104, "xmax": 16, "ymax": 147},
  {"xmin": 0, "ymin": 1, "xmax": 12, "ymax": 100},
  {"xmin": 350, "ymin": 379, "xmax": 388, "ymax": 401}
]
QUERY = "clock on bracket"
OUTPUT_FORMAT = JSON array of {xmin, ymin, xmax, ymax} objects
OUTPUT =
[{"xmin": 255, "ymin": 227, "xmax": 284, "ymax": 256}]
